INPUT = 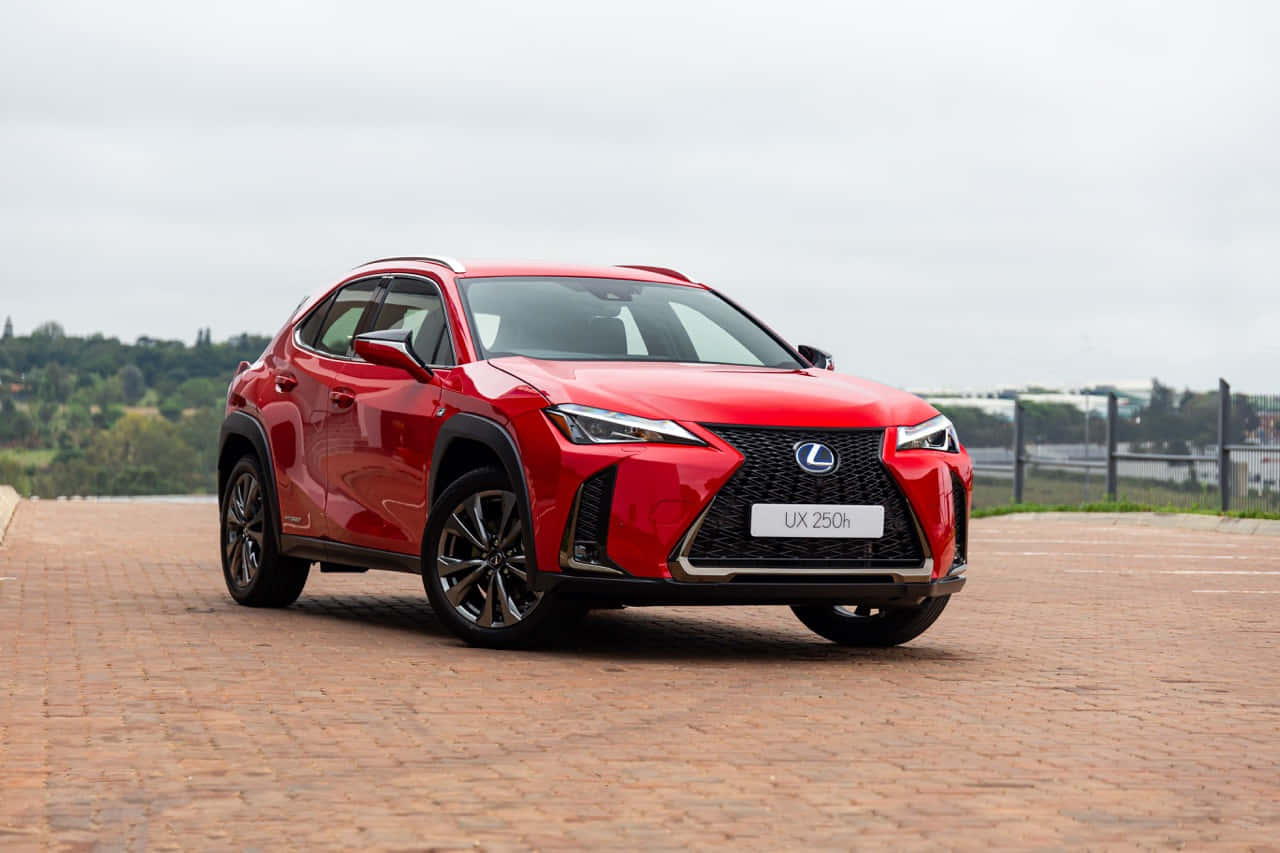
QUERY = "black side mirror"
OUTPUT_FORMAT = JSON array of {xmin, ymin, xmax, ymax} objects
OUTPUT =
[
  {"xmin": 798, "ymin": 344, "xmax": 835, "ymax": 371},
  {"xmin": 353, "ymin": 329, "xmax": 434, "ymax": 383}
]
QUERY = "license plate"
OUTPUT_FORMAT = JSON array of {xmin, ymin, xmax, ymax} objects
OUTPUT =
[{"xmin": 749, "ymin": 504, "xmax": 885, "ymax": 538}]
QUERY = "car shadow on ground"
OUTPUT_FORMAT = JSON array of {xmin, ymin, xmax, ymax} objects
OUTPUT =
[
  {"xmin": 282, "ymin": 593, "xmax": 963, "ymax": 664},
  {"xmin": 547, "ymin": 609, "xmax": 962, "ymax": 663}
]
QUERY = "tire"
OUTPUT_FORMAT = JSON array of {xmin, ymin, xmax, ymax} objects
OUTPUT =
[
  {"xmin": 422, "ymin": 466, "xmax": 579, "ymax": 649},
  {"xmin": 220, "ymin": 455, "xmax": 310, "ymax": 607},
  {"xmin": 792, "ymin": 596, "xmax": 950, "ymax": 647}
]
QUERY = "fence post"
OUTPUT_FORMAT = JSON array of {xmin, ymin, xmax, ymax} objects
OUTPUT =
[
  {"xmin": 1013, "ymin": 400, "xmax": 1025, "ymax": 504},
  {"xmin": 1219, "ymin": 378, "xmax": 1230, "ymax": 512},
  {"xmin": 1106, "ymin": 392, "xmax": 1118, "ymax": 502}
]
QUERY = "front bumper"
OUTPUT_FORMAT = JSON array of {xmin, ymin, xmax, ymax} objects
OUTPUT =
[
  {"xmin": 514, "ymin": 409, "xmax": 973, "ymax": 583},
  {"xmin": 534, "ymin": 570, "xmax": 966, "ymax": 607}
]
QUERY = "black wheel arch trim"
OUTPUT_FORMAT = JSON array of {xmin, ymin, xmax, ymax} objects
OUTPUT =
[
  {"xmin": 427, "ymin": 412, "xmax": 540, "ymax": 580},
  {"xmin": 219, "ymin": 411, "xmax": 283, "ymax": 542}
]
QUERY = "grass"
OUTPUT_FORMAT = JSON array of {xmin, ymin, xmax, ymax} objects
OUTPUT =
[
  {"xmin": 973, "ymin": 472, "xmax": 1224, "ymax": 512},
  {"xmin": 973, "ymin": 463, "xmax": 1280, "ymax": 517},
  {"xmin": 0, "ymin": 447, "xmax": 57, "ymax": 469},
  {"xmin": 972, "ymin": 501, "xmax": 1280, "ymax": 521}
]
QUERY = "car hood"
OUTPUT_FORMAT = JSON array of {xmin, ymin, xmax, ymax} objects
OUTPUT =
[{"xmin": 489, "ymin": 357, "xmax": 938, "ymax": 429}]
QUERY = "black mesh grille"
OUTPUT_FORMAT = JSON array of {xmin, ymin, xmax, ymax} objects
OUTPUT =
[
  {"xmin": 687, "ymin": 426, "xmax": 924, "ymax": 568},
  {"xmin": 951, "ymin": 472, "xmax": 967, "ymax": 568},
  {"xmin": 575, "ymin": 466, "xmax": 615, "ymax": 550}
]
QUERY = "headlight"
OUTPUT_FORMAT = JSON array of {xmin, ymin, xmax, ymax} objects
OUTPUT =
[
  {"xmin": 545, "ymin": 404, "xmax": 705, "ymax": 446},
  {"xmin": 896, "ymin": 414, "xmax": 959, "ymax": 453}
]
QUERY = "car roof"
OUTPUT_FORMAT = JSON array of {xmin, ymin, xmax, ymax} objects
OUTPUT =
[{"xmin": 350, "ymin": 257, "xmax": 704, "ymax": 287}]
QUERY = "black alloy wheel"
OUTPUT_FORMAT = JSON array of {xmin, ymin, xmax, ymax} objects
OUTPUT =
[
  {"xmin": 791, "ymin": 596, "xmax": 950, "ymax": 647},
  {"xmin": 423, "ymin": 466, "xmax": 584, "ymax": 648},
  {"xmin": 219, "ymin": 455, "xmax": 310, "ymax": 607}
]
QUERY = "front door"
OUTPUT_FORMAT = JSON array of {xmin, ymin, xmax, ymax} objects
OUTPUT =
[
  {"xmin": 269, "ymin": 276, "xmax": 381, "ymax": 540},
  {"xmin": 323, "ymin": 275, "xmax": 455, "ymax": 555}
]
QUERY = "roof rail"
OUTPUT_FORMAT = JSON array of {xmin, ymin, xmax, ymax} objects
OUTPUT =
[
  {"xmin": 615, "ymin": 264, "xmax": 693, "ymax": 282},
  {"xmin": 357, "ymin": 255, "xmax": 466, "ymax": 274}
]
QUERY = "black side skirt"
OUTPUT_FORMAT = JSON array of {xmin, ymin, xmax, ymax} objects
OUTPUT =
[{"xmin": 280, "ymin": 535, "xmax": 421, "ymax": 575}]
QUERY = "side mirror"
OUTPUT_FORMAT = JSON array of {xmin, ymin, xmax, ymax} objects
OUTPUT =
[
  {"xmin": 797, "ymin": 344, "xmax": 835, "ymax": 371},
  {"xmin": 353, "ymin": 329, "xmax": 434, "ymax": 383}
]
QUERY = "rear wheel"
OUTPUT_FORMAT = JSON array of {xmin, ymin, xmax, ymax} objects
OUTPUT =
[
  {"xmin": 422, "ymin": 467, "xmax": 581, "ymax": 648},
  {"xmin": 791, "ymin": 596, "xmax": 950, "ymax": 647},
  {"xmin": 220, "ymin": 455, "xmax": 310, "ymax": 607}
]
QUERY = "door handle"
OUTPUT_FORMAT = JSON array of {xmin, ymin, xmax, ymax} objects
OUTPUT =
[
  {"xmin": 330, "ymin": 388, "xmax": 356, "ymax": 410},
  {"xmin": 274, "ymin": 372, "xmax": 298, "ymax": 392}
]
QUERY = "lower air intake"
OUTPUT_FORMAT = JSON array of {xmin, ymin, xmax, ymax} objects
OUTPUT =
[
  {"xmin": 951, "ymin": 472, "xmax": 967, "ymax": 569},
  {"xmin": 570, "ymin": 466, "xmax": 617, "ymax": 569}
]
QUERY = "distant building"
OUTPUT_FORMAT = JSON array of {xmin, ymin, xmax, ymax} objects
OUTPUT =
[{"xmin": 915, "ymin": 382, "xmax": 1150, "ymax": 420}]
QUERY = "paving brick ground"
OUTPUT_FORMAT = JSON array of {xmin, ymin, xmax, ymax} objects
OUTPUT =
[{"xmin": 1, "ymin": 501, "xmax": 1278, "ymax": 850}]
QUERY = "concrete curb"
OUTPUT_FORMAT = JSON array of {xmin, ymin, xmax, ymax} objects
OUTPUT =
[
  {"xmin": 981, "ymin": 511, "xmax": 1280, "ymax": 537},
  {"xmin": 0, "ymin": 485, "xmax": 19, "ymax": 545}
]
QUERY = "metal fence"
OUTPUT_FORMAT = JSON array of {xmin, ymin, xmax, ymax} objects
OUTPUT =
[{"xmin": 963, "ymin": 380, "xmax": 1280, "ymax": 514}]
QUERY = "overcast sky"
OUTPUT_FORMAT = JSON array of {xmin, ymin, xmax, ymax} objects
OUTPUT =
[{"xmin": 2, "ymin": 1, "xmax": 1277, "ymax": 392}]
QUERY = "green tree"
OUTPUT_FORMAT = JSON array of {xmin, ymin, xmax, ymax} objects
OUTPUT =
[
  {"xmin": 0, "ymin": 396, "xmax": 35, "ymax": 445},
  {"xmin": 158, "ymin": 398, "xmax": 184, "ymax": 422},
  {"xmin": 35, "ymin": 363, "xmax": 74, "ymax": 403},
  {"xmin": 1177, "ymin": 391, "xmax": 1258, "ymax": 447},
  {"xmin": 1149, "ymin": 378, "xmax": 1176, "ymax": 415},
  {"xmin": 62, "ymin": 403, "xmax": 93, "ymax": 444},
  {"xmin": 118, "ymin": 364, "xmax": 146, "ymax": 404},
  {"xmin": 35, "ymin": 414, "xmax": 202, "ymax": 496},
  {"xmin": 171, "ymin": 376, "xmax": 224, "ymax": 409},
  {"xmin": 1020, "ymin": 401, "xmax": 1099, "ymax": 444},
  {"xmin": 2, "ymin": 316, "xmax": 12, "ymax": 340},
  {"xmin": 91, "ymin": 404, "xmax": 125, "ymax": 431},
  {"xmin": 0, "ymin": 455, "xmax": 31, "ymax": 494},
  {"xmin": 31, "ymin": 321, "xmax": 65, "ymax": 339},
  {"xmin": 1124, "ymin": 380, "xmax": 1260, "ymax": 452},
  {"xmin": 178, "ymin": 406, "xmax": 221, "ymax": 490},
  {"xmin": 94, "ymin": 376, "xmax": 125, "ymax": 410}
]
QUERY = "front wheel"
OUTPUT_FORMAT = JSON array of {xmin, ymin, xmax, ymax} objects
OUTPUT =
[
  {"xmin": 422, "ymin": 467, "xmax": 582, "ymax": 649},
  {"xmin": 220, "ymin": 455, "xmax": 310, "ymax": 607},
  {"xmin": 792, "ymin": 596, "xmax": 950, "ymax": 647}
]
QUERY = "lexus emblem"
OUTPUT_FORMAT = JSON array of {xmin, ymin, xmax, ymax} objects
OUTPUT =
[{"xmin": 794, "ymin": 441, "xmax": 838, "ymax": 476}]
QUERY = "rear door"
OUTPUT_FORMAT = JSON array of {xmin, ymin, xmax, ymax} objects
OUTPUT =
[
  {"xmin": 268, "ymin": 277, "xmax": 380, "ymax": 540},
  {"xmin": 323, "ymin": 275, "xmax": 454, "ymax": 555}
]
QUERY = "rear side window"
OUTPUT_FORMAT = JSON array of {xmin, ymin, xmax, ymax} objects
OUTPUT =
[
  {"xmin": 295, "ymin": 297, "xmax": 330, "ymax": 345},
  {"xmin": 301, "ymin": 279, "xmax": 379, "ymax": 356},
  {"xmin": 369, "ymin": 277, "xmax": 455, "ymax": 366}
]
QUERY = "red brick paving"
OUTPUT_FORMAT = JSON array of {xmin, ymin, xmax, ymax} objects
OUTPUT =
[{"xmin": 1, "ymin": 502, "xmax": 1278, "ymax": 849}]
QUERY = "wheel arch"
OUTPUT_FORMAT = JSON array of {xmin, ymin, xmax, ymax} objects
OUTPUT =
[
  {"xmin": 429, "ymin": 413, "xmax": 539, "ymax": 576},
  {"xmin": 219, "ymin": 411, "xmax": 282, "ymax": 540}
]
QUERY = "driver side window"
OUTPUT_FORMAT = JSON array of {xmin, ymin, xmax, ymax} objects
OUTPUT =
[
  {"xmin": 368, "ymin": 277, "xmax": 456, "ymax": 366},
  {"xmin": 302, "ymin": 279, "xmax": 379, "ymax": 357}
]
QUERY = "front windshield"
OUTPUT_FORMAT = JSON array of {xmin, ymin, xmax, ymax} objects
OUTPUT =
[{"xmin": 457, "ymin": 276, "xmax": 803, "ymax": 368}]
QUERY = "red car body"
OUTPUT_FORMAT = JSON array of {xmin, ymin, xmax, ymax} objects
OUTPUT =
[{"xmin": 220, "ymin": 257, "xmax": 969, "ymax": 645}]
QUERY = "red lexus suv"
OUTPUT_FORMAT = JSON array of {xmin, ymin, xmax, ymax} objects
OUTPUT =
[{"xmin": 219, "ymin": 256, "xmax": 970, "ymax": 648}]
